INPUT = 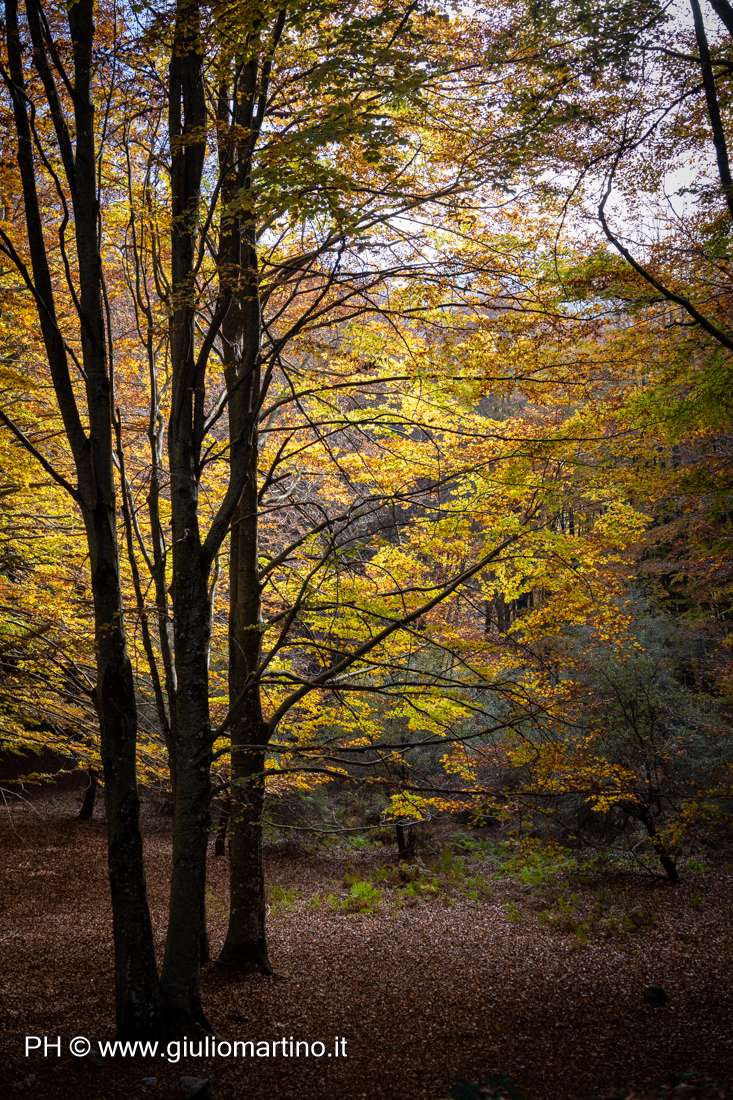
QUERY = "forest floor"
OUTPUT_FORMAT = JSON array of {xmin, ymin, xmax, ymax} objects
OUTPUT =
[{"xmin": 0, "ymin": 791, "xmax": 731, "ymax": 1100}]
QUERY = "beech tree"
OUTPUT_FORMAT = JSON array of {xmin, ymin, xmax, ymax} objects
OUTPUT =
[
  {"xmin": 467, "ymin": 0, "xmax": 733, "ymax": 862},
  {"xmin": 2, "ymin": 0, "xmax": 546, "ymax": 1032},
  {"xmin": 0, "ymin": 0, "xmax": 166, "ymax": 1036},
  {"xmin": 115, "ymin": 0, "xmax": 557, "ymax": 989}
]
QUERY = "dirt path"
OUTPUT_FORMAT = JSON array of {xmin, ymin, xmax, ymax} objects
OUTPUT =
[{"xmin": 0, "ymin": 794, "xmax": 731, "ymax": 1100}]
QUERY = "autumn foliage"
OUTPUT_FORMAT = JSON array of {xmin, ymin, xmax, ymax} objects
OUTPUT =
[{"xmin": 0, "ymin": 0, "xmax": 731, "ymax": 1041}]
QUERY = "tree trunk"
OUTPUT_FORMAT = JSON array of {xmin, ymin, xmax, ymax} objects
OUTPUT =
[
  {"xmin": 85, "ymin": 504, "xmax": 164, "ymax": 1038},
  {"xmin": 395, "ymin": 822, "xmax": 415, "ymax": 861},
  {"xmin": 623, "ymin": 799, "xmax": 679, "ymax": 885},
  {"xmin": 156, "ymin": 0, "xmax": 217, "ymax": 1034},
  {"xmin": 218, "ymin": 468, "xmax": 272, "ymax": 973},
  {"xmin": 158, "ymin": 554, "xmax": 213, "ymax": 1029},
  {"xmin": 218, "ymin": 745, "xmax": 271, "ymax": 972},
  {"xmin": 159, "ymin": 354, "xmax": 215, "ymax": 1029},
  {"xmin": 214, "ymin": 798, "xmax": 230, "ymax": 857},
  {"xmin": 78, "ymin": 768, "xmax": 98, "ymax": 820},
  {"xmin": 491, "ymin": 590, "xmax": 512, "ymax": 633},
  {"xmin": 214, "ymin": 48, "xmax": 271, "ymax": 969},
  {"xmin": 643, "ymin": 811, "xmax": 679, "ymax": 885},
  {"xmin": 4, "ymin": 0, "xmax": 163, "ymax": 1038}
]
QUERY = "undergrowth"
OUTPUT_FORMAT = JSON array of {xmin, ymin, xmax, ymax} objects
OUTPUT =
[{"xmin": 264, "ymin": 830, "xmax": 713, "ymax": 935}]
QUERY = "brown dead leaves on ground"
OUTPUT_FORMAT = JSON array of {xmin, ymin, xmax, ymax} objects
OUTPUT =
[
  {"xmin": 0, "ymin": 792, "xmax": 731, "ymax": 1100},
  {"xmin": 447, "ymin": 1074, "xmax": 730, "ymax": 1100}
]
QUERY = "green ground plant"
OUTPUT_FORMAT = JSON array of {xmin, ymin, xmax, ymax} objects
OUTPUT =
[
  {"xmin": 450, "ymin": 834, "xmax": 492, "ymax": 859},
  {"xmin": 536, "ymin": 889, "xmax": 658, "ymax": 944},
  {"xmin": 205, "ymin": 887, "xmax": 229, "ymax": 918},
  {"xmin": 269, "ymin": 886, "xmax": 298, "ymax": 911},
  {"xmin": 497, "ymin": 838, "xmax": 578, "ymax": 888},
  {"xmin": 328, "ymin": 880, "xmax": 384, "ymax": 914}
]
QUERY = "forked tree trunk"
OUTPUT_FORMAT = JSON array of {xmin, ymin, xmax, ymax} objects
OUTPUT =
[
  {"xmin": 643, "ymin": 810, "xmax": 679, "ymax": 885},
  {"xmin": 623, "ymin": 799, "xmax": 679, "ymax": 884}
]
